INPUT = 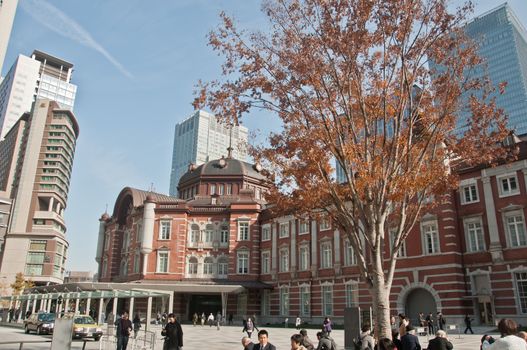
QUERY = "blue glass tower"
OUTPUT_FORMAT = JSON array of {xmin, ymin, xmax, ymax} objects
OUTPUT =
[{"xmin": 462, "ymin": 3, "xmax": 527, "ymax": 135}]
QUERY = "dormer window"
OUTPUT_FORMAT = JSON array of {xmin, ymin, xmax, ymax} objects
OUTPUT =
[{"xmin": 210, "ymin": 184, "xmax": 216, "ymax": 195}]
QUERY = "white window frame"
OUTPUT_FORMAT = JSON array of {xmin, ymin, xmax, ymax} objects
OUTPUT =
[
  {"xmin": 279, "ymin": 248, "xmax": 289, "ymax": 272},
  {"xmin": 344, "ymin": 239, "xmax": 358, "ymax": 265},
  {"xmin": 460, "ymin": 183, "xmax": 479, "ymax": 204},
  {"xmin": 498, "ymin": 173, "xmax": 520, "ymax": 198},
  {"xmin": 218, "ymin": 257, "xmax": 228, "ymax": 276},
  {"xmin": 218, "ymin": 184, "xmax": 224, "ymax": 195},
  {"xmin": 421, "ymin": 221, "xmax": 440, "ymax": 255},
  {"xmin": 203, "ymin": 257, "xmax": 214, "ymax": 275},
  {"xmin": 238, "ymin": 221, "xmax": 250, "ymax": 241},
  {"xmin": 322, "ymin": 284, "xmax": 333, "ymax": 316},
  {"xmin": 300, "ymin": 285, "xmax": 310, "ymax": 316},
  {"xmin": 210, "ymin": 184, "xmax": 216, "ymax": 195},
  {"xmin": 279, "ymin": 222, "xmax": 289, "ymax": 238},
  {"xmin": 159, "ymin": 220, "xmax": 171, "ymax": 240},
  {"xmin": 237, "ymin": 250, "xmax": 249, "ymax": 274},
  {"xmin": 320, "ymin": 241, "xmax": 333, "ymax": 268},
  {"xmin": 345, "ymin": 282, "xmax": 359, "ymax": 307},
  {"xmin": 280, "ymin": 286, "xmax": 290, "ymax": 316},
  {"xmin": 226, "ymin": 183, "xmax": 232, "ymax": 195},
  {"xmin": 389, "ymin": 230, "xmax": 407, "ymax": 258},
  {"xmin": 299, "ymin": 245, "xmax": 310, "ymax": 271},
  {"xmin": 261, "ymin": 225, "xmax": 271, "ymax": 241},
  {"xmin": 220, "ymin": 226, "xmax": 229, "ymax": 245},
  {"xmin": 157, "ymin": 250, "xmax": 169, "ymax": 273},
  {"xmin": 188, "ymin": 257, "xmax": 198, "ymax": 275},
  {"xmin": 204, "ymin": 228, "xmax": 214, "ymax": 243},
  {"xmin": 504, "ymin": 210, "xmax": 527, "ymax": 248},
  {"xmin": 261, "ymin": 251, "xmax": 270, "ymax": 274},
  {"xmin": 464, "ymin": 217, "xmax": 485, "ymax": 252},
  {"xmin": 319, "ymin": 216, "xmax": 331, "ymax": 231},
  {"xmin": 298, "ymin": 220, "xmax": 309, "ymax": 235}
]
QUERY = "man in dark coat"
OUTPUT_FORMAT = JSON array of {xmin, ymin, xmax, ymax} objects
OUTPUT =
[
  {"xmin": 400, "ymin": 326, "xmax": 421, "ymax": 350},
  {"xmin": 161, "ymin": 313, "xmax": 183, "ymax": 350},
  {"xmin": 426, "ymin": 330, "xmax": 453, "ymax": 350},
  {"xmin": 115, "ymin": 311, "xmax": 133, "ymax": 350},
  {"xmin": 253, "ymin": 329, "xmax": 277, "ymax": 350}
]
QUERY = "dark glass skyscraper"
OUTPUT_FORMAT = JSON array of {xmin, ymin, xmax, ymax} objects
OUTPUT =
[{"xmin": 463, "ymin": 3, "xmax": 527, "ymax": 135}]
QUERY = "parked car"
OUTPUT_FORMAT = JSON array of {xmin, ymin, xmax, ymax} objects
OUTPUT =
[
  {"xmin": 24, "ymin": 312, "xmax": 55, "ymax": 335},
  {"xmin": 72, "ymin": 315, "xmax": 103, "ymax": 341}
]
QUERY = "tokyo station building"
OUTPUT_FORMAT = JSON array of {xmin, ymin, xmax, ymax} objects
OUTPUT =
[{"xmin": 94, "ymin": 140, "xmax": 527, "ymax": 327}]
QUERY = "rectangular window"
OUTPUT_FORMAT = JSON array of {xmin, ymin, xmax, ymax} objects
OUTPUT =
[
  {"xmin": 389, "ymin": 231, "xmax": 407, "ymax": 257},
  {"xmin": 262, "ymin": 290, "xmax": 271, "ymax": 316},
  {"xmin": 218, "ymin": 184, "xmax": 224, "ymax": 195},
  {"xmin": 299, "ymin": 220, "xmax": 309, "ymax": 234},
  {"xmin": 499, "ymin": 174, "xmax": 520, "ymax": 197},
  {"xmin": 226, "ymin": 184, "xmax": 232, "ymax": 195},
  {"xmin": 319, "ymin": 217, "xmax": 331, "ymax": 231},
  {"xmin": 346, "ymin": 283, "xmax": 359, "ymax": 307},
  {"xmin": 238, "ymin": 222, "xmax": 250, "ymax": 241},
  {"xmin": 134, "ymin": 253, "xmax": 140, "ymax": 273},
  {"xmin": 25, "ymin": 264, "xmax": 43, "ymax": 276},
  {"xmin": 280, "ymin": 288, "xmax": 290, "ymax": 316},
  {"xmin": 422, "ymin": 222, "xmax": 440, "ymax": 255},
  {"xmin": 344, "ymin": 240, "xmax": 357, "ymax": 265},
  {"xmin": 322, "ymin": 285, "xmax": 333, "ymax": 316},
  {"xmin": 237, "ymin": 251, "xmax": 249, "ymax": 274},
  {"xmin": 220, "ymin": 227, "xmax": 229, "ymax": 244},
  {"xmin": 29, "ymin": 240, "xmax": 46, "ymax": 251},
  {"xmin": 157, "ymin": 251, "xmax": 169, "ymax": 273},
  {"xmin": 461, "ymin": 184, "xmax": 479, "ymax": 204},
  {"xmin": 466, "ymin": 219, "xmax": 485, "ymax": 252},
  {"xmin": 210, "ymin": 184, "xmax": 216, "ymax": 195},
  {"xmin": 218, "ymin": 260, "xmax": 228, "ymax": 276},
  {"xmin": 299, "ymin": 246, "xmax": 310, "ymax": 271},
  {"xmin": 507, "ymin": 214, "xmax": 527, "ymax": 247},
  {"xmin": 203, "ymin": 261, "xmax": 213, "ymax": 275},
  {"xmin": 516, "ymin": 272, "xmax": 527, "ymax": 313},
  {"xmin": 261, "ymin": 251, "xmax": 270, "ymax": 274},
  {"xmin": 280, "ymin": 249, "xmax": 289, "ymax": 272},
  {"xmin": 321, "ymin": 242, "xmax": 333, "ymax": 268},
  {"xmin": 279, "ymin": 222, "xmax": 289, "ymax": 238},
  {"xmin": 26, "ymin": 252, "xmax": 45, "ymax": 264},
  {"xmin": 261, "ymin": 226, "xmax": 271, "ymax": 241},
  {"xmin": 204, "ymin": 229, "xmax": 214, "ymax": 243},
  {"xmin": 300, "ymin": 286, "xmax": 310, "ymax": 316},
  {"xmin": 159, "ymin": 221, "xmax": 171, "ymax": 240}
]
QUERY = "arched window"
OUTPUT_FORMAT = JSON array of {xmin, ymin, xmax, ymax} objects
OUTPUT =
[
  {"xmin": 188, "ymin": 257, "xmax": 198, "ymax": 275},
  {"xmin": 204, "ymin": 224, "xmax": 214, "ymax": 243},
  {"xmin": 190, "ymin": 224, "xmax": 200, "ymax": 243},
  {"xmin": 203, "ymin": 257, "xmax": 214, "ymax": 275}
]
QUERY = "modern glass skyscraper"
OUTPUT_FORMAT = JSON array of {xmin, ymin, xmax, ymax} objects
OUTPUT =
[
  {"xmin": 461, "ymin": 3, "xmax": 527, "ymax": 135},
  {"xmin": 169, "ymin": 110, "xmax": 249, "ymax": 196}
]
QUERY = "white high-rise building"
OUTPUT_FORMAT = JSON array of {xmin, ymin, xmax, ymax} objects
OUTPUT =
[
  {"xmin": 0, "ymin": 0, "xmax": 19, "ymax": 75},
  {"xmin": 169, "ymin": 110, "xmax": 249, "ymax": 196},
  {"xmin": 0, "ymin": 50, "xmax": 77, "ymax": 140}
]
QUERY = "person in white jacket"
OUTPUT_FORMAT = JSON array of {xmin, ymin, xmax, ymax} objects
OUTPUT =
[{"xmin": 490, "ymin": 319, "xmax": 527, "ymax": 350}]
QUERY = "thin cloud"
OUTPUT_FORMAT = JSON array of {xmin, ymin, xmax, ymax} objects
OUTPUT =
[{"xmin": 20, "ymin": 0, "xmax": 133, "ymax": 79}]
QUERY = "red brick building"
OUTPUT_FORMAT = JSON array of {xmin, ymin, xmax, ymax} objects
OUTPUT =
[{"xmin": 97, "ymin": 141, "xmax": 527, "ymax": 326}]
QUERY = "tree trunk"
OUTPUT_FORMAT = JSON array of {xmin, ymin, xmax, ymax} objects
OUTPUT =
[{"xmin": 371, "ymin": 275, "xmax": 392, "ymax": 341}]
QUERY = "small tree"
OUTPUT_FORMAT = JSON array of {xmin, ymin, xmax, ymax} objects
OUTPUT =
[
  {"xmin": 11, "ymin": 272, "xmax": 35, "ymax": 296},
  {"xmin": 195, "ymin": 0, "xmax": 508, "ymax": 339}
]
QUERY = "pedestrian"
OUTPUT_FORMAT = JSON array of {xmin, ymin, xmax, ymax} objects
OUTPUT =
[
  {"xmin": 208, "ymin": 312, "xmax": 214, "ymax": 327},
  {"xmin": 246, "ymin": 317, "xmax": 255, "ymax": 338},
  {"xmin": 436, "ymin": 312, "xmax": 445, "ymax": 331},
  {"xmin": 242, "ymin": 336, "xmax": 255, "ymax": 350},
  {"xmin": 464, "ymin": 314, "xmax": 474, "ymax": 334},
  {"xmin": 300, "ymin": 329, "xmax": 315, "ymax": 350},
  {"xmin": 400, "ymin": 326, "xmax": 421, "ymax": 350},
  {"xmin": 316, "ymin": 331, "xmax": 337, "ymax": 350},
  {"xmin": 201, "ymin": 312, "xmax": 205, "ymax": 326},
  {"xmin": 192, "ymin": 312, "xmax": 198, "ymax": 326},
  {"xmin": 322, "ymin": 317, "xmax": 332, "ymax": 336},
  {"xmin": 229, "ymin": 313, "xmax": 234, "ymax": 325},
  {"xmin": 296, "ymin": 316, "xmax": 302, "ymax": 330},
  {"xmin": 378, "ymin": 338, "xmax": 396, "ymax": 350},
  {"xmin": 253, "ymin": 329, "xmax": 277, "ymax": 350},
  {"xmin": 490, "ymin": 319, "xmax": 527, "ymax": 349},
  {"xmin": 398, "ymin": 314, "xmax": 410, "ymax": 337},
  {"xmin": 418, "ymin": 312, "xmax": 426, "ymax": 327},
  {"xmin": 115, "ymin": 311, "xmax": 133, "ymax": 350},
  {"xmin": 426, "ymin": 312, "xmax": 434, "ymax": 335},
  {"xmin": 481, "ymin": 334, "xmax": 495, "ymax": 350},
  {"xmin": 359, "ymin": 324, "xmax": 374, "ymax": 350},
  {"xmin": 161, "ymin": 313, "xmax": 183, "ymax": 350},
  {"xmin": 427, "ymin": 330, "xmax": 453, "ymax": 350},
  {"xmin": 132, "ymin": 313, "xmax": 141, "ymax": 339},
  {"xmin": 291, "ymin": 333, "xmax": 308, "ymax": 350}
]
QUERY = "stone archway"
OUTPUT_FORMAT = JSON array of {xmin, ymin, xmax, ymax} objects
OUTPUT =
[{"xmin": 404, "ymin": 288, "xmax": 437, "ymax": 325}]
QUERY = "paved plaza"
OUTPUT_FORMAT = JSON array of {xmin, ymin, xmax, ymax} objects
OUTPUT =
[{"xmin": 0, "ymin": 323, "xmax": 500, "ymax": 349}]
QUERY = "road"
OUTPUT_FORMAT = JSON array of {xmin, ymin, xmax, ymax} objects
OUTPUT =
[{"xmin": 0, "ymin": 323, "xmax": 497, "ymax": 349}]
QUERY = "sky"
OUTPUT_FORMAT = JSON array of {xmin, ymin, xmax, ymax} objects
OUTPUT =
[{"xmin": 2, "ymin": 0, "xmax": 527, "ymax": 274}]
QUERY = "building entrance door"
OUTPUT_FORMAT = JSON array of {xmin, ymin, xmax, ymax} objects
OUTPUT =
[
  {"xmin": 188, "ymin": 294, "xmax": 222, "ymax": 321},
  {"xmin": 477, "ymin": 296, "xmax": 493, "ymax": 325},
  {"xmin": 404, "ymin": 288, "xmax": 437, "ymax": 325}
]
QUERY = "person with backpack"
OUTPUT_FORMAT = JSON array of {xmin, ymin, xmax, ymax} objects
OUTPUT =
[
  {"xmin": 316, "ymin": 331, "xmax": 337, "ymax": 350},
  {"xmin": 359, "ymin": 325, "xmax": 374, "ymax": 350}
]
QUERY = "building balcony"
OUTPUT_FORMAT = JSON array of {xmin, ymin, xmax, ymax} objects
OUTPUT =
[{"xmin": 33, "ymin": 211, "xmax": 65, "ymax": 226}]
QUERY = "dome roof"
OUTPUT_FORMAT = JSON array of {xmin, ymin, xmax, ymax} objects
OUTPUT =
[{"xmin": 179, "ymin": 157, "xmax": 267, "ymax": 186}]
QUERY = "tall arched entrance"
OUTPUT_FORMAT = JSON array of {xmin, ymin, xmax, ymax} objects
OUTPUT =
[{"xmin": 404, "ymin": 288, "xmax": 437, "ymax": 325}]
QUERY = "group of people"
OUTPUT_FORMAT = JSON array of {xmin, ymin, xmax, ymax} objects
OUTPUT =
[
  {"xmin": 191, "ymin": 311, "xmax": 228, "ymax": 328},
  {"xmin": 242, "ymin": 328, "xmax": 337, "ymax": 350},
  {"xmin": 414, "ymin": 312, "xmax": 446, "ymax": 335}
]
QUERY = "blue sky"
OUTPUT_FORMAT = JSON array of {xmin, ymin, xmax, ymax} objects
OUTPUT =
[{"xmin": 3, "ymin": 0, "xmax": 527, "ymax": 273}]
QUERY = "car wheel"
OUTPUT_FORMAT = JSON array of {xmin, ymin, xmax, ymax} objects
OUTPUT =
[
  {"xmin": 93, "ymin": 335, "xmax": 101, "ymax": 341},
  {"xmin": 36, "ymin": 326, "xmax": 41, "ymax": 335},
  {"xmin": 24, "ymin": 325, "xmax": 29, "ymax": 334}
]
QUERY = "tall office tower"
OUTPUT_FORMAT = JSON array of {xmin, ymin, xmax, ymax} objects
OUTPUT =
[
  {"xmin": 460, "ymin": 3, "xmax": 527, "ymax": 134},
  {"xmin": 0, "ymin": 50, "xmax": 77, "ymax": 140},
  {"xmin": 169, "ymin": 110, "xmax": 249, "ymax": 196},
  {"xmin": 0, "ymin": 99, "xmax": 79, "ymax": 286},
  {"xmin": 0, "ymin": 0, "xmax": 19, "ymax": 75}
]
